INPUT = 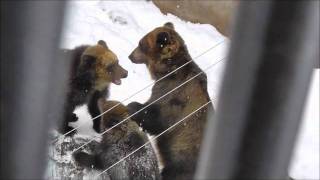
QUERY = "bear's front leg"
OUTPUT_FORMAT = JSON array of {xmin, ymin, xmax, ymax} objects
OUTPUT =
[
  {"xmin": 59, "ymin": 103, "xmax": 78, "ymax": 135},
  {"xmin": 128, "ymin": 102, "xmax": 164, "ymax": 135},
  {"xmin": 127, "ymin": 102, "xmax": 144, "ymax": 123},
  {"xmin": 88, "ymin": 91, "xmax": 104, "ymax": 133}
]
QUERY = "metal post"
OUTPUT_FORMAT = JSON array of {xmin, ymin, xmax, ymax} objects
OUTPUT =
[
  {"xmin": 0, "ymin": 1, "xmax": 67, "ymax": 179},
  {"xmin": 196, "ymin": 1, "xmax": 319, "ymax": 179}
]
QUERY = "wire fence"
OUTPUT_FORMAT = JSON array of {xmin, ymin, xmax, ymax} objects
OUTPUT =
[
  {"xmin": 52, "ymin": 39, "xmax": 227, "ymax": 144},
  {"xmin": 52, "ymin": 39, "xmax": 227, "ymax": 179},
  {"xmin": 95, "ymin": 99, "xmax": 214, "ymax": 178},
  {"xmin": 72, "ymin": 56, "xmax": 226, "ymax": 154}
]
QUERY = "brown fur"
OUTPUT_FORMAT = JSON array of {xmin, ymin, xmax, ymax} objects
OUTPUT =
[
  {"xmin": 97, "ymin": 100, "xmax": 144, "ymax": 141},
  {"xmin": 128, "ymin": 22, "xmax": 213, "ymax": 180},
  {"xmin": 73, "ymin": 100, "xmax": 160, "ymax": 180},
  {"xmin": 59, "ymin": 40, "xmax": 128, "ymax": 134}
]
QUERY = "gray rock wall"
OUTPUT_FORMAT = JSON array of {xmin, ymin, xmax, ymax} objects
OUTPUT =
[{"xmin": 152, "ymin": 0, "xmax": 238, "ymax": 37}]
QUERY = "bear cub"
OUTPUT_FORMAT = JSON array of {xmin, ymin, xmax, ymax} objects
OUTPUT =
[
  {"xmin": 59, "ymin": 40, "xmax": 128, "ymax": 134},
  {"xmin": 73, "ymin": 100, "xmax": 160, "ymax": 180}
]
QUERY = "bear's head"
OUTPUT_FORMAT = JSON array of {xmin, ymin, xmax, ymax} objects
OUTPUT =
[
  {"xmin": 80, "ymin": 40, "xmax": 128, "ymax": 91},
  {"xmin": 98, "ymin": 100, "xmax": 128, "ymax": 130},
  {"xmin": 98, "ymin": 99, "xmax": 147, "ymax": 147},
  {"xmin": 128, "ymin": 22, "xmax": 189, "ymax": 79}
]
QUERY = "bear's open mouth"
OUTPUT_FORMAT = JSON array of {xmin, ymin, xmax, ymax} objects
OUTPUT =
[{"xmin": 112, "ymin": 79, "xmax": 122, "ymax": 85}]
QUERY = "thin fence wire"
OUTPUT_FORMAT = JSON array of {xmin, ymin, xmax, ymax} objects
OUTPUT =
[
  {"xmin": 72, "ymin": 56, "xmax": 226, "ymax": 153},
  {"xmin": 95, "ymin": 99, "xmax": 213, "ymax": 178},
  {"xmin": 52, "ymin": 39, "xmax": 227, "ymax": 144}
]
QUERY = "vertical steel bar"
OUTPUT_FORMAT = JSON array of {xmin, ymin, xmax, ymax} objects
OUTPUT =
[
  {"xmin": 0, "ymin": 1, "xmax": 67, "ymax": 179},
  {"xmin": 196, "ymin": 1, "xmax": 319, "ymax": 179}
]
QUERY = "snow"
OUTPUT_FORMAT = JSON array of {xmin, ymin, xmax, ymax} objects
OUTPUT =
[
  {"xmin": 49, "ymin": 1, "xmax": 319, "ymax": 179},
  {"xmin": 61, "ymin": 0, "xmax": 227, "ymax": 138},
  {"xmin": 46, "ymin": 133, "xmax": 108, "ymax": 180},
  {"xmin": 290, "ymin": 70, "xmax": 319, "ymax": 179}
]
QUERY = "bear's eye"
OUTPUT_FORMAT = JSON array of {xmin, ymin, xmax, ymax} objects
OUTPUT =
[{"xmin": 106, "ymin": 64, "xmax": 114, "ymax": 74}]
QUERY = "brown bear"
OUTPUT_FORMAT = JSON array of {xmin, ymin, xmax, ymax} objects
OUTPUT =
[
  {"xmin": 73, "ymin": 100, "xmax": 160, "ymax": 180},
  {"xmin": 60, "ymin": 40, "xmax": 128, "ymax": 134},
  {"xmin": 127, "ymin": 22, "xmax": 213, "ymax": 180}
]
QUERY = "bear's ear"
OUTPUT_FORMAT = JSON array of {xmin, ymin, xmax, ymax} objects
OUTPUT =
[
  {"xmin": 81, "ymin": 55, "xmax": 96, "ymax": 68},
  {"xmin": 156, "ymin": 32, "xmax": 171, "ymax": 48},
  {"xmin": 164, "ymin": 22, "xmax": 174, "ymax": 29},
  {"xmin": 98, "ymin": 40, "xmax": 108, "ymax": 48}
]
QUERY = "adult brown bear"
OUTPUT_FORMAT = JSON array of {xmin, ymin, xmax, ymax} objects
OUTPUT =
[{"xmin": 128, "ymin": 22, "xmax": 213, "ymax": 180}]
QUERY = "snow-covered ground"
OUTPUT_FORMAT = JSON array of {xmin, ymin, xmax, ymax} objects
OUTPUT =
[{"xmin": 55, "ymin": 1, "xmax": 319, "ymax": 179}]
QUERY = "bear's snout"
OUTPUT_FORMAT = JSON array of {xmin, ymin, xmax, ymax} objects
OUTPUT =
[
  {"xmin": 122, "ymin": 69, "xmax": 128, "ymax": 78},
  {"xmin": 129, "ymin": 48, "xmax": 145, "ymax": 64}
]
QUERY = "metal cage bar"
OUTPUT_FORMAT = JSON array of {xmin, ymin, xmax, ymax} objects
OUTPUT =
[
  {"xmin": 1, "ymin": 0, "xmax": 319, "ymax": 179},
  {"xmin": 196, "ymin": 1, "xmax": 319, "ymax": 179},
  {"xmin": 0, "ymin": 1, "xmax": 67, "ymax": 179}
]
